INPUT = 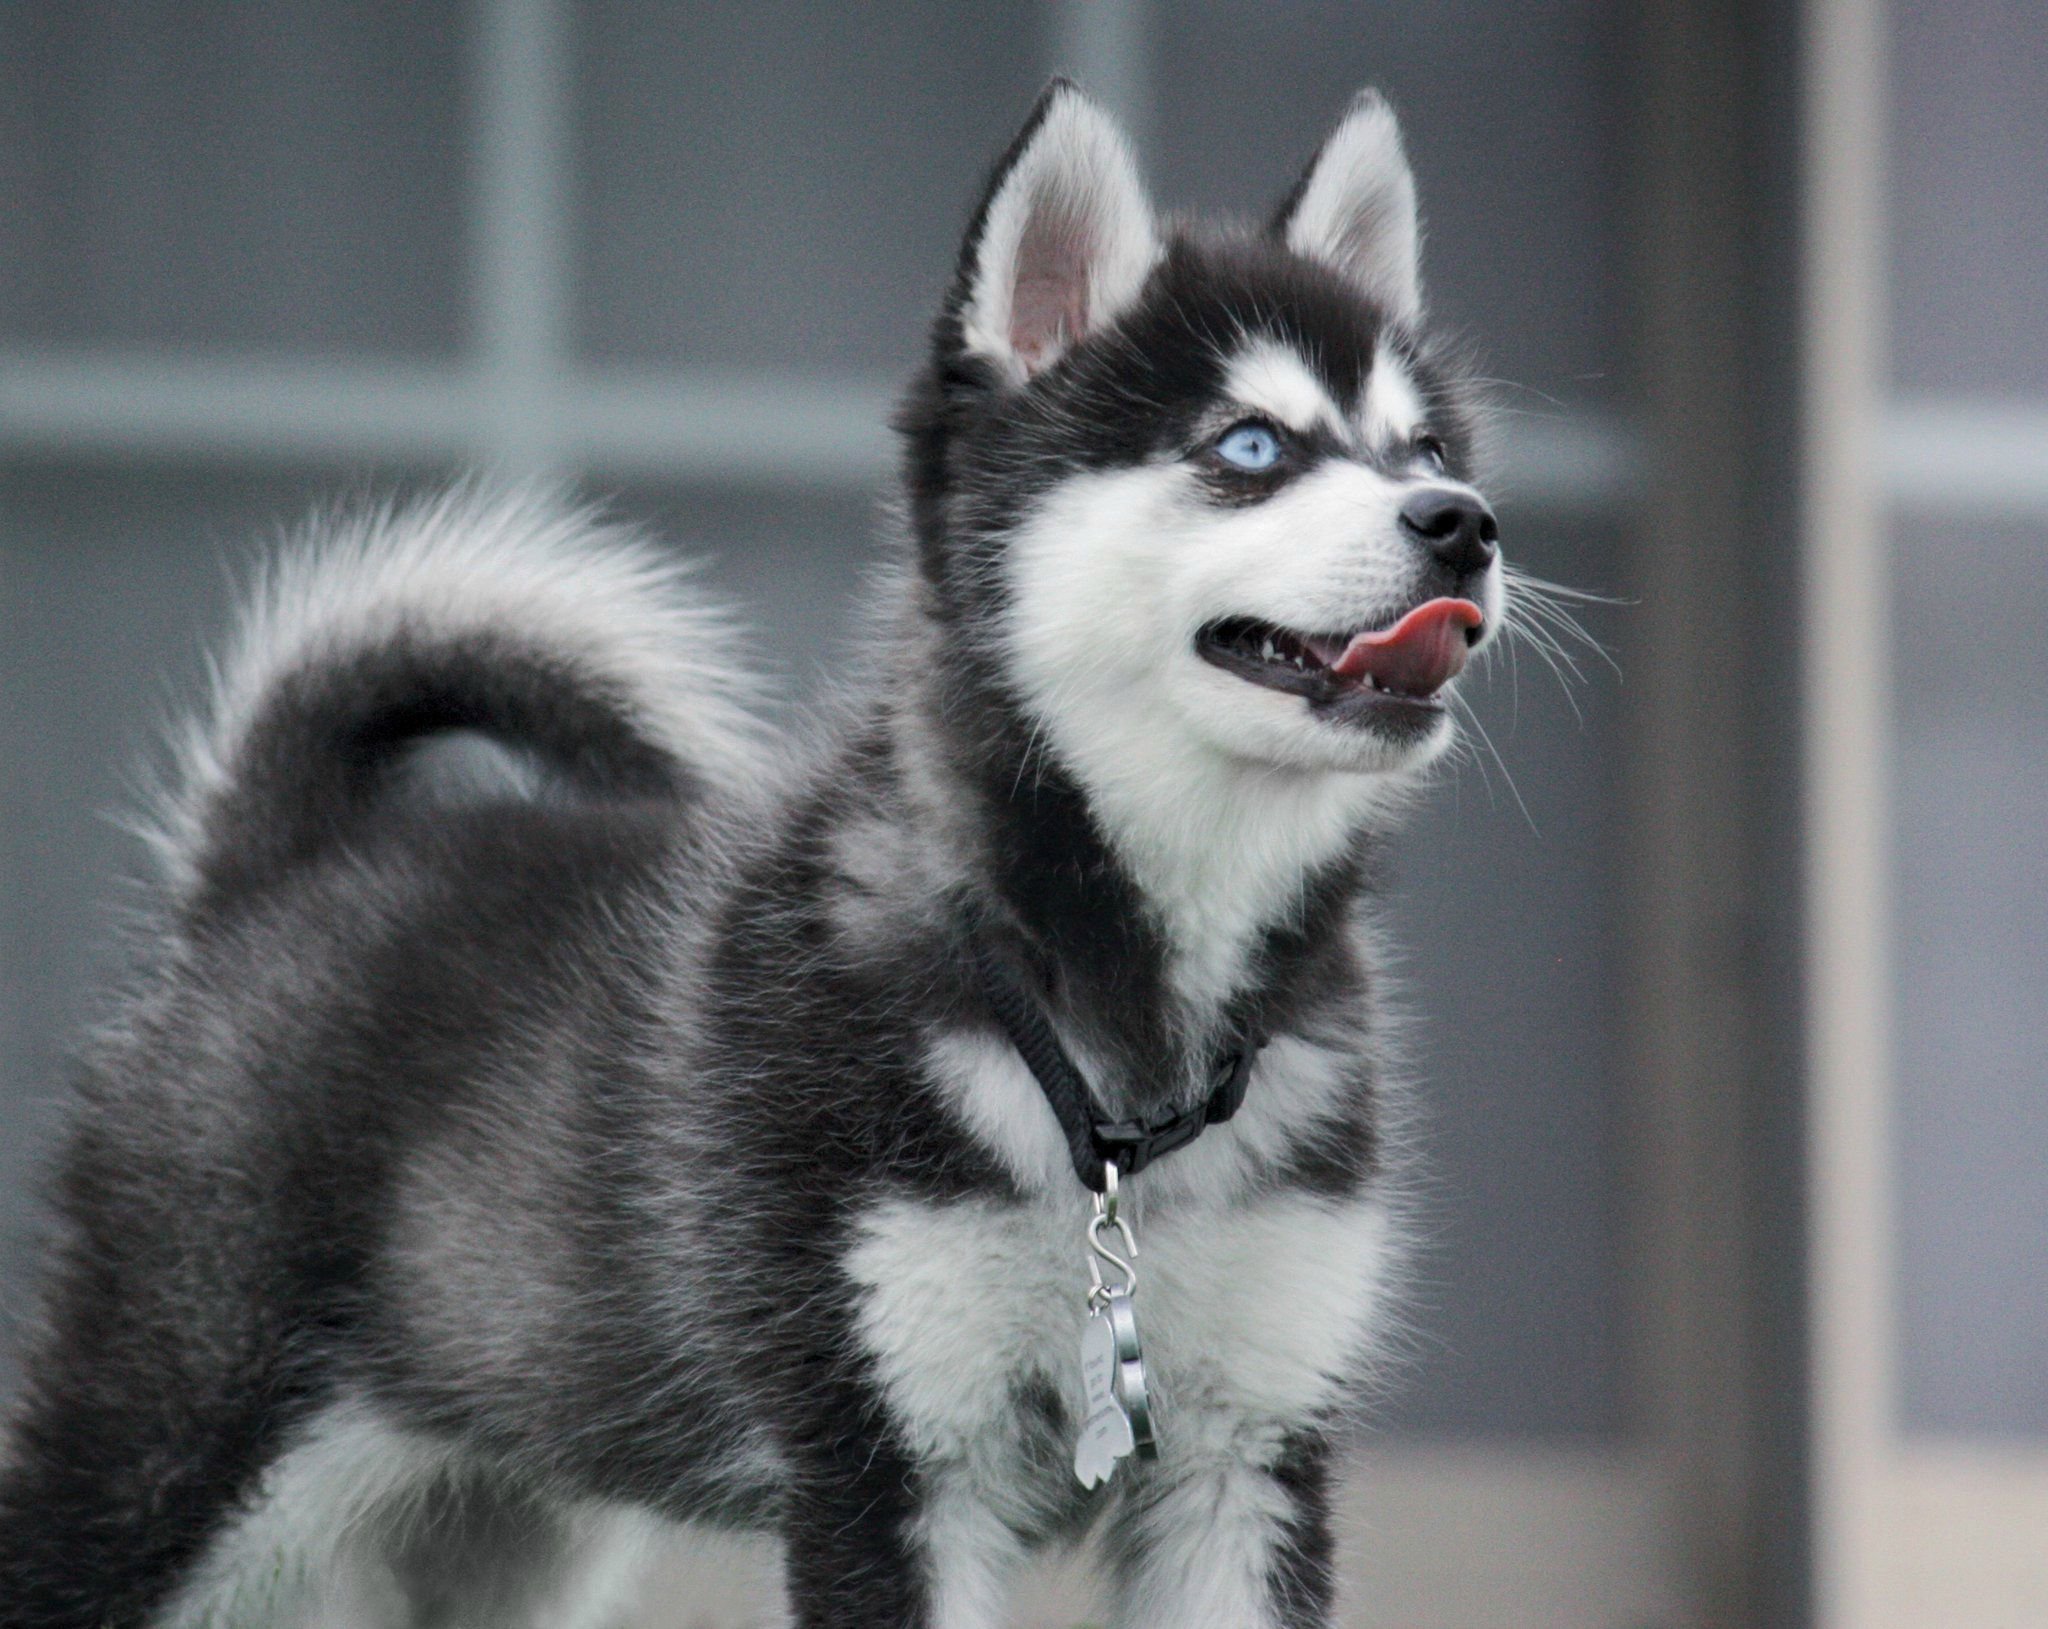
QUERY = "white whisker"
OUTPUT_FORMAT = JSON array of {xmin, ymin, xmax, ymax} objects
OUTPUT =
[{"xmin": 1449, "ymin": 690, "xmax": 1537, "ymax": 833}]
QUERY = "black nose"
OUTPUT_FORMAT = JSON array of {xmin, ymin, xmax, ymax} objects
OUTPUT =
[{"xmin": 1399, "ymin": 486, "xmax": 1499, "ymax": 578}]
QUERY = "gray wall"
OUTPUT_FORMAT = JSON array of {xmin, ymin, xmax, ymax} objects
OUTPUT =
[{"xmin": 1, "ymin": 4, "xmax": 469, "ymax": 357}]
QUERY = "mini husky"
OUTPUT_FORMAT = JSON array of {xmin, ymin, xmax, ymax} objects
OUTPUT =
[{"xmin": 0, "ymin": 82, "xmax": 1511, "ymax": 1628}]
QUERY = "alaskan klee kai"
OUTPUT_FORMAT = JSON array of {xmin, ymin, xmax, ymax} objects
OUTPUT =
[{"xmin": 0, "ymin": 82, "xmax": 1522, "ymax": 1628}]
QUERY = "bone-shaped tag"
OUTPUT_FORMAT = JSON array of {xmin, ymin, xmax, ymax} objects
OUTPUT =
[{"xmin": 1072, "ymin": 1306, "xmax": 1135, "ymax": 1488}]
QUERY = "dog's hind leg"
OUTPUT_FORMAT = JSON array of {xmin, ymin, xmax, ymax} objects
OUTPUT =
[
  {"xmin": 0, "ymin": 1128, "xmax": 354, "ymax": 1629},
  {"xmin": 381, "ymin": 1477, "xmax": 667, "ymax": 1629},
  {"xmin": 0, "ymin": 1303, "xmax": 321, "ymax": 1629},
  {"xmin": 140, "ymin": 1406, "xmax": 657, "ymax": 1629},
  {"xmin": 777, "ymin": 1369, "xmax": 992, "ymax": 1629}
]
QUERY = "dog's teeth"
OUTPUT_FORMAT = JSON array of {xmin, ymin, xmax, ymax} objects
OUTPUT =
[{"xmin": 1260, "ymin": 637, "xmax": 1277, "ymax": 661}]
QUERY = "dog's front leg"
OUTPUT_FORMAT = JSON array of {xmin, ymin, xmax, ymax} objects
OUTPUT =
[
  {"xmin": 1107, "ymin": 1434, "xmax": 1336, "ymax": 1629},
  {"xmin": 780, "ymin": 1366, "xmax": 1028, "ymax": 1629},
  {"xmin": 783, "ymin": 1460, "xmax": 1025, "ymax": 1629},
  {"xmin": 781, "ymin": 1433, "xmax": 930, "ymax": 1629}
]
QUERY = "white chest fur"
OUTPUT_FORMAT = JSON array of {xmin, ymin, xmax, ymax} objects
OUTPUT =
[{"xmin": 843, "ymin": 1181, "xmax": 1396, "ymax": 1476}]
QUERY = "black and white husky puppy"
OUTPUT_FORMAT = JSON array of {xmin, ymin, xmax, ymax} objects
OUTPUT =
[{"xmin": 0, "ymin": 82, "xmax": 1507, "ymax": 1628}]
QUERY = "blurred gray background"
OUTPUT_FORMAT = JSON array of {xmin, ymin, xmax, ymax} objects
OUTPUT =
[
  {"xmin": 1886, "ymin": 0, "xmax": 2048, "ymax": 1436},
  {"xmin": 1, "ymin": 2, "xmax": 2043, "ymax": 1625}
]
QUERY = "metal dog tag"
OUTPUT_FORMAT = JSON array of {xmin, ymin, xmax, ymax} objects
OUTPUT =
[
  {"xmin": 1073, "ymin": 1166, "xmax": 1158, "ymax": 1488},
  {"xmin": 1072, "ymin": 1301, "xmax": 1136, "ymax": 1488}
]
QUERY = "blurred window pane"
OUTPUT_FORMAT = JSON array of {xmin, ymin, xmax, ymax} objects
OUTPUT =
[
  {"xmin": 1891, "ymin": 511, "xmax": 2048, "ymax": 1437},
  {"xmin": 0, "ymin": 3, "xmax": 467, "ymax": 360},
  {"xmin": 1890, "ymin": 0, "xmax": 2048, "ymax": 394},
  {"xmin": 572, "ymin": 0, "xmax": 1042, "ymax": 374}
]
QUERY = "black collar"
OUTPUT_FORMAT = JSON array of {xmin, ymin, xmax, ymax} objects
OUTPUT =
[{"xmin": 970, "ymin": 933, "xmax": 1264, "ymax": 1192}]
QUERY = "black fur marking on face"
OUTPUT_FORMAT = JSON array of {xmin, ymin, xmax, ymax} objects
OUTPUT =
[
  {"xmin": 904, "ymin": 223, "xmax": 1481, "ymax": 593},
  {"xmin": 933, "ymin": 234, "xmax": 1385, "ymax": 518},
  {"xmin": 1190, "ymin": 417, "xmax": 1349, "ymax": 507}
]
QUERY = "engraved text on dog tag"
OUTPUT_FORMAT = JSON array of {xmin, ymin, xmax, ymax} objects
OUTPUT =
[{"xmin": 1073, "ymin": 1302, "xmax": 1135, "ymax": 1488}]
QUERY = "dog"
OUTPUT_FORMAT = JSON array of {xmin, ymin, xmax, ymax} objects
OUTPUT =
[{"xmin": 0, "ymin": 80, "xmax": 1508, "ymax": 1628}]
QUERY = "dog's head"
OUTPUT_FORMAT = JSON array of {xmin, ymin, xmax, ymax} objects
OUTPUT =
[{"xmin": 904, "ymin": 81, "xmax": 1499, "ymax": 795}]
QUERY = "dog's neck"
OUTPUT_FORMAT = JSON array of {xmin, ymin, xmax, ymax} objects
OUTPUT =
[
  {"xmin": 888, "ymin": 630, "xmax": 1387, "ymax": 1108},
  {"xmin": 1051, "ymin": 696, "xmax": 1393, "ymax": 1015}
]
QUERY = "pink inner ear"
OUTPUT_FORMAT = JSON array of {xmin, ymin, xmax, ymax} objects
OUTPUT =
[{"xmin": 1010, "ymin": 202, "xmax": 1094, "ymax": 373}]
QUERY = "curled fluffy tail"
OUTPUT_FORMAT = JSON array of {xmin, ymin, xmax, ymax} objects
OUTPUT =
[{"xmin": 147, "ymin": 486, "xmax": 765, "ymax": 913}]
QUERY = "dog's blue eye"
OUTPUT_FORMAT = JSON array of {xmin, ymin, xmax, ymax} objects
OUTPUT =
[{"xmin": 1215, "ymin": 422, "xmax": 1283, "ymax": 472}]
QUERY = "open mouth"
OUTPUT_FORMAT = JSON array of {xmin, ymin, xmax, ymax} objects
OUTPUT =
[{"xmin": 1195, "ymin": 597, "xmax": 1484, "ymax": 722}]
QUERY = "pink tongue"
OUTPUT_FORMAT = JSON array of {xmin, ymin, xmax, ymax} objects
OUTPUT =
[{"xmin": 1326, "ymin": 598, "xmax": 1484, "ymax": 697}]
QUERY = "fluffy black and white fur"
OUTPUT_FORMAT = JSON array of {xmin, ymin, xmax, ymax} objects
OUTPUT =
[{"xmin": 0, "ymin": 83, "xmax": 1507, "ymax": 1628}]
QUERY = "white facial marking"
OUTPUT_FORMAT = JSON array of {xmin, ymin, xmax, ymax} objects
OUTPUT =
[
  {"xmin": 1002, "ymin": 458, "xmax": 1461, "ymax": 1005},
  {"xmin": 1363, "ymin": 353, "xmax": 1425, "ymax": 449},
  {"xmin": 1221, "ymin": 341, "xmax": 1345, "ymax": 440}
]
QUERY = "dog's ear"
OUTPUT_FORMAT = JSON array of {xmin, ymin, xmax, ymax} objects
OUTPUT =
[
  {"xmin": 1273, "ymin": 90, "xmax": 1422, "ymax": 326},
  {"xmin": 953, "ymin": 80, "xmax": 1159, "ymax": 384}
]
